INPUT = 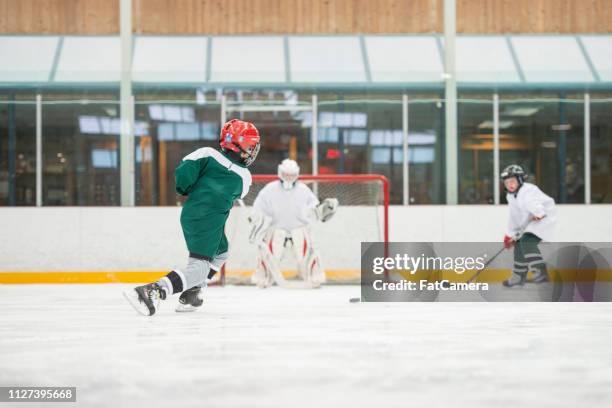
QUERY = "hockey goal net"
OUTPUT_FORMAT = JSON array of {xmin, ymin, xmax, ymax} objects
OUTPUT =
[{"xmin": 218, "ymin": 174, "xmax": 389, "ymax": 285}]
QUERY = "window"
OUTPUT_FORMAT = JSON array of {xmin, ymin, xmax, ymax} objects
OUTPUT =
[
  {"xmin": 590, "ymin": 94, "xmax": 612, "ymax": 203},
  {"xmin": 365, "ymin": 36, "xmax": 442, "ymax": 83},
  {"xmin": 511, "ymin": 36, "xmax": 593, "ymax": 83},
  {"xmin": 42, "ymin": 91, "xmax": 121, "ymax": 205},
  {"xmin": 458, "ymin": 96, "xmax": 494, "ymax": 204},
  {"xmin": 135, "ymin": 89, "xmax": 222, "ymax": 205},
  {"xmin": 211, "ymin": 37, "xmax": 285, "ymax": 83},
  {"xmin": 499, "ymin": 93, "xmax": 584, "ymax": 204},
  {"xmin": 133, "ymin": 37, "xmax": 208, "ymax": 83},
  {"xmin": 289, "ymin": 37, "xmax": 365, "ymax": 83},
  {"xmin": 581, "ymin": 36, "xmax": 612, "ymax": 82},
  {"xmin": 54, "ymin": 37, "xmax": 120, "ymax": 83},
  {"xmin": 408, "ymin": 96, "xmax": 445, "ymax": 204},
  {"xmin": 316, "ymin": 92, "xmax": 403, "ymax": 204},
  {"xmin": 0, "ymin": 36, "xmax": 58, "ymax": 82},
  {"xmin": 455, "ymin": 37, "xmax": 519, "ymax": 83},
  {"xmin": 0, "ymin": 93, "xmax": 37, "ymax": 206}
]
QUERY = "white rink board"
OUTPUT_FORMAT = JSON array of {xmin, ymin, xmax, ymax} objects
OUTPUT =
[
  {"xmin": 0, "ymin": 205, "xmax": 611, "ymax": 272},
  {"xmin": 0, "ymin": 285, "xmax": 611, "ymax": 408}
]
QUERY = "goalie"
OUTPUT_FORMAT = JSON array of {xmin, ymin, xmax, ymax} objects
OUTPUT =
[{"xmin": 248, "ymin": 159, "xmax": 338, "ymax": 288}]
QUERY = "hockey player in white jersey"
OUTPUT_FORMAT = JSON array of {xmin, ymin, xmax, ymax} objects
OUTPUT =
[
  {"xmin": 248, "ymin": 159, "xmax": 338, "ymax": 288},
  {"xmin": 501, "ymin": 164, "xmax": 557, "ymax": 287}
]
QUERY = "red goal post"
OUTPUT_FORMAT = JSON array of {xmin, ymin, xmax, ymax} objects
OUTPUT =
[{"xmin": 217, "ymin": 174, "xmax": 389, "ymax": 286}]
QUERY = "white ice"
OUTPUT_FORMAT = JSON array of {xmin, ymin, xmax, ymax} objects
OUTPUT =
[{"xmin": 1, "ymin": 284, "xmax": 612, "ymax": 408}]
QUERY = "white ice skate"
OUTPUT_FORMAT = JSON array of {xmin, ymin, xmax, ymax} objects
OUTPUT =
[
  {"xmin": 502, "ymin": 272, "xmax": 527, "ymax": 288},
  {"xmin": 123, "ymin": 283, "xmax": 166, "ymax": 316}
]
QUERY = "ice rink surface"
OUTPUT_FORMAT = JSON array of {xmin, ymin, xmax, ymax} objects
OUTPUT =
[{"xmin": 1, "ymin": 285, "xmax": 612, "ymax": 408}]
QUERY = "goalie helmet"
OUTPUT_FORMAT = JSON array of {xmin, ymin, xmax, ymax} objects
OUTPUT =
[
  {"xmin": 219, "ymin": 119, "xmax": 261, "ymax": 167},
  {"xmin": 278, "ymin": 159, "xmax": 300, "ymax": 190},
  {"xmin": 501, "ymin": 164, "xmax": 526, "ymax": 189}
]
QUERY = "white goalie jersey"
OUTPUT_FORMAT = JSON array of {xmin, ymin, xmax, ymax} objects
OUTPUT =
[
  {"xmin": 248, "ymin": 176, "xmax": 338, "ymax": 289},
  {"xmin": 252, "ymin": 180, "xmax": 319, "ymax": 231}
]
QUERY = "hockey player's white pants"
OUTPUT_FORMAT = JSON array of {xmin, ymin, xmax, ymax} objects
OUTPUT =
[
  {"xmin": 159, "ymin": 252, "xmax": 228, "ymax": 295},
  {"xmin": 251, "ymin": 227, "xmax": 326, "ymax": 288}
]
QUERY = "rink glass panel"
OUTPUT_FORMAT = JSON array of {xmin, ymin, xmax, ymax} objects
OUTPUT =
[
  {"xmin": 3, "ymin": 89, "xmax": 612, "ymax": 207},
  {"xmin": 316, "ymin": 92, "xmax": 403, "ymax": 204},
  {"xmin": 498, "ymin": 93, "xmax": 585, "ymax": 204},
  {"xmin": 41, "ymin": 92, "xmax": 121, "ymax": 206},
  {"xmin": 406, "ymin": 95, "xmax": 446, "ymax": 204},
  {"xmin": 457, "ymin": 95, "xmax": 495, "ymax": 204},
  {"xmin": 134, "ymin": 89, "xmax": 222, "ymax": 206},
  {"xmin": 0, "ymin": 93, "xmax": 36, "ymax": 206},
  {"xmin": 590, "ymin": 94, "xmax": 612, "ymax": 204}
]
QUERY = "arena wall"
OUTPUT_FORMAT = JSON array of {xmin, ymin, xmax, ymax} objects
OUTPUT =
[{"xmin": 0, "ymin": 205, "xmax": 610, "ymax": 283}]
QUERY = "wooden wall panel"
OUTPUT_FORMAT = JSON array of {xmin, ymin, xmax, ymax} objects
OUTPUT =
[
  {"xmin": 457, "ymin": 0, "xmax": 612, "ymax": 33},
  {"xmin": 133, "ymin": 0, "xmax": 610, "ymax": 34},
  {"xmin": 132, "ymin": 0, "xmax": 443, "ymax": 34},
  {"xmin": 1, "ymin": 0, "xmax": 610, "ymax": 35},
  {"xmin": 0, "ymin": 0, "xmax": 118, "ymax": 34}
]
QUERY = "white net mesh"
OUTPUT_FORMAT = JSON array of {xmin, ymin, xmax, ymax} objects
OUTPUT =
[{"xmin": 221, "ymin": 175, "xmax": 388, "ymax": 285}]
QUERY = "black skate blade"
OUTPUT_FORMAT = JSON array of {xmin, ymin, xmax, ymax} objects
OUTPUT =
[{"xmin": 122, "ymin": 289, "xmax": 154, "ymax": 316}]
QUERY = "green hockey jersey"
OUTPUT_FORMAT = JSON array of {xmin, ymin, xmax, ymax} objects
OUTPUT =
[{"xmin": 175, "ymin": 147, "xmax": 251, "ymax": 259}]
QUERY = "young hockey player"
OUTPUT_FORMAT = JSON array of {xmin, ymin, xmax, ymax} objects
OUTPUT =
[
  {"xmin": 501, "ymin": 164, "xmax": 556, "ymax": 287},
  {"xmin": 123, "ymin": 119, "xmax": 260, "ymax": 315},
  {"xmin": 247, "ymin": 159, "xmax": 338, "ymax": 288}
]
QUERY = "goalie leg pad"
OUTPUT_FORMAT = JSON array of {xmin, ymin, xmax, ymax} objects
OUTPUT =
[
  {"xmin": 290, "ymin": 227, "xmax": 326, "ymax": 287},
  {"xmin": 248, "ymin": 211, "xmax": 273, "ymax": 244},
  {"xmin": 251, "ymin": 230, "xmax": 285, "ymax": 288}
]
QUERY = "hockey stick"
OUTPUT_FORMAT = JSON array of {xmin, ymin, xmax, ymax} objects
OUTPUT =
[
  {"xmin": 236, "ymin": 199, "xmax": 316, "ymax": 289},
  {"xmin": 464, "ymin": 228, "xmax": 527, "ymax": 284},
  {"xmin": 465, "ymin": 246, "xmax": 506, "ymax": 284}
]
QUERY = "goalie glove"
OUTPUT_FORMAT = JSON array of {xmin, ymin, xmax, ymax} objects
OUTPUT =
[
  {"xmin": 247, "ymin": 211, "xmax": 272, "ymax": 244},
  {"xmin": 315, "ymin": 198, "xmax": 339, "ymax": 223}
]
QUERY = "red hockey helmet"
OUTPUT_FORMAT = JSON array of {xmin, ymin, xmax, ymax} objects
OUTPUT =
[{"xmin": 219, "ymin": 119, "xmax": 261, "ymax": 166}]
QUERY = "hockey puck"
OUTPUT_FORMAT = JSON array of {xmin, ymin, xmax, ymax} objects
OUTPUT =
[{"xmin": 349, "ymin": 297, "xmax": 361, "ymax": 303}]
